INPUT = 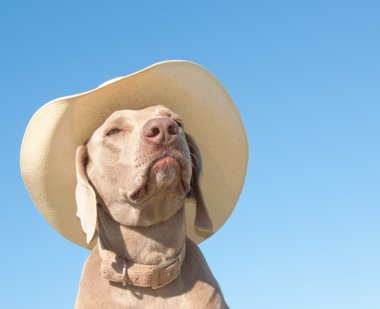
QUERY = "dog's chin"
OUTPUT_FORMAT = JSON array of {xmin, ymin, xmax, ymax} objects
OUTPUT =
[
  {"xmin": 150, "ymin": 156, "xmax": 180, "ymax": 186},
  {"xmin": 128, "ymin": 156, "xmax": 189, "ymax": 204}
]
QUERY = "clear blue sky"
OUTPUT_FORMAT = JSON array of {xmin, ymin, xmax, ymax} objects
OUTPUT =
[{"xmin": 1, "ymin": 1, "xmax": 379, "ymax": 308}]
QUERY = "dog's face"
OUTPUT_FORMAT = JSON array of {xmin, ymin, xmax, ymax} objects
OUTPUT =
[{"xmin": 75, "ymin": 105, "xmax": 212, "ymax": 243}]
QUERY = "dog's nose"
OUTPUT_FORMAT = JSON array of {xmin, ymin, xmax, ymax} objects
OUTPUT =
[{"xmin": 143, "ymin": 118, "xmax": 179, "ymax": 145}]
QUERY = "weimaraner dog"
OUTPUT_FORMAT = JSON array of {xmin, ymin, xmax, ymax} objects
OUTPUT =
[{"xmin": 74, "ymin": 105, "xmax": 228, "ymax": 308}]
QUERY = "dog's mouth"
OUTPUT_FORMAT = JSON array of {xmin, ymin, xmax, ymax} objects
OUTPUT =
[
  {"xmin": 129, "ymin": 186, "xmax": 147, "ymax": 203},
  {"xmin": 128, "ymin": 152, "xmax": 190, "ymax": 204}
]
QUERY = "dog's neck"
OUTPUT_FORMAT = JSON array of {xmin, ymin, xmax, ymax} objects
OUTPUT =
[{"xmin": 97, "ymin": 204, "xmax": 186, "ymax": 265}]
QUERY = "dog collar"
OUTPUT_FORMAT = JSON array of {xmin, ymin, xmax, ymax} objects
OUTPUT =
[{"xmin": 97, "ymin": 237, "xmax": 186, "ymax": 289}]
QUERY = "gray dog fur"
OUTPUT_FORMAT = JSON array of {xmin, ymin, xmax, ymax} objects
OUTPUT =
[{"xmin": 74, "ymin": 105, "xmax": 228, "ymax": 308}]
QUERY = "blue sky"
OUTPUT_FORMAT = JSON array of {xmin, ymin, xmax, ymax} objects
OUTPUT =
[{"xmin": 1, "ymin": 1, "xmax": 380, "ymax": 308}]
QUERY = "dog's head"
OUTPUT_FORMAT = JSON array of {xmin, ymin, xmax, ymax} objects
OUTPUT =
[{"xmin": 75, "ymin": 105, "xmax": 213, "ymax": 243}]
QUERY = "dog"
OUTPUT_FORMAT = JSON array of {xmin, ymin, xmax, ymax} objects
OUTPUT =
[{"xmin": 74, "ymin": 105, "xmax": 229, "ymax": 308}]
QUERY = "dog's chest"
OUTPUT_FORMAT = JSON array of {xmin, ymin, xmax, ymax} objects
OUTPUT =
[
  {"xmin": 75, "ymin": 243, "xmax": 227, "ymax": 309},
  {"xmin": 109, "ymin": 285, "xmax": 190, "ymax": 309}
]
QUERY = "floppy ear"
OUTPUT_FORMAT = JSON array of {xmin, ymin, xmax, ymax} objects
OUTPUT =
[
  {"xmin": 75, "ymin": 145, "xmax": 97, "ymax": 244},
  {"xmin": 185, "ymin": 133, "xmax": 214, "ymax": 238}
]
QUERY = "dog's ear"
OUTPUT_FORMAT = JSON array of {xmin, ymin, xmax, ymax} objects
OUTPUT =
[
  {"xmin": 185, "ymin": 133, "xmax": 214, "ymax": 238},
  {"xmin": 75, "ymin": 145, "xmax": 97, "ymax": 244}
]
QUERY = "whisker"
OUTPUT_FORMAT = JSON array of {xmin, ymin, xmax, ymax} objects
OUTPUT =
[{"xmin": 190, "ymin": 153, "xmax": 201, "ymax": 169}]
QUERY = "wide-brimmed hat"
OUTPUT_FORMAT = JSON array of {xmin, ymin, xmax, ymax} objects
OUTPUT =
[{"xmin": 20, "ymin": 60, "xmax": 248, "ymax": 249}]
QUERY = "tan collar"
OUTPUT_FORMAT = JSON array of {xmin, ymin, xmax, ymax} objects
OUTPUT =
[{"xmin": 97, "ymin": 237, "xmax": 186, "ymax": 289}]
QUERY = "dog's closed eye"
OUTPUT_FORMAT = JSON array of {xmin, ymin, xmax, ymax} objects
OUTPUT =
[
  {"xmin": 173, "ymin": 119, "xmax": 184, "ymax": 129},
  {"xmin": 106, "ymin": 128, "xmax": 122, "ymax": 136}
]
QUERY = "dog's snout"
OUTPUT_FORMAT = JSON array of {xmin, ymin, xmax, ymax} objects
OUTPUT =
[{"xmin": 143, "ymin": 118, "xmax": 179, "ymax": 145}]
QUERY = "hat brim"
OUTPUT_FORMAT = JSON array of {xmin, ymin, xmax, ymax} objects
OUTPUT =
[{"xmin": 20, "ymin": 60, "xmax": 248, "ymax": 249}]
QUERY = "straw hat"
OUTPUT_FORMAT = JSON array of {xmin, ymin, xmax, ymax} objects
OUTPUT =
[{"xmin": 20, "ymin": 60, "xmax": 248, "ymax": 249}]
